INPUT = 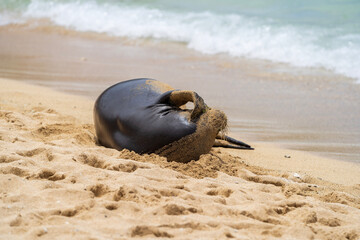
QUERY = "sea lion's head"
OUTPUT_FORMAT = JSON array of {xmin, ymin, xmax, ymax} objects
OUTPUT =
[
  {"xmin": 155, "ymin": 91, "xmax": 228, "ymax": 163},
  {"xmin": 204, "ymin": 108, "xmax": 228, "ymax": 134}
]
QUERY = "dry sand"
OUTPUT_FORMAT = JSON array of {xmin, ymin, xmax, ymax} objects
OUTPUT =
[{"xmin": 1, "ymin": 78, "xmax": 360, "ymax": 239}]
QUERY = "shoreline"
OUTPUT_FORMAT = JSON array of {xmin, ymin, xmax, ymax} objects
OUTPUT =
[
  {"xmin": 1, "ymin": 77, "xmax": 360, "ymax": 239},
  {"xmin": 0, "ymin": 26, "xmax": 360, "ymax": 163}
]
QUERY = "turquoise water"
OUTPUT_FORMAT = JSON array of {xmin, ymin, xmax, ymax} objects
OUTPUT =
[{"xmin": 1, "ymin": 0, "xmax": 360, "ymax": 82}]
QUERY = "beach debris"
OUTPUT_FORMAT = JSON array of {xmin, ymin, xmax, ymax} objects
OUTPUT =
[
  {"xmin": 284, "ymin": 155, "xmax": 291, "ymax": 158},
  {"xmin": 293, "ymin": 173, "xmax": 301, "ymax": 179}
]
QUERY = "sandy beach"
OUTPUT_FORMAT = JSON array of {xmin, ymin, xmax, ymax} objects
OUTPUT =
[
  {"xmin": 1, "ymin": 23, "xmax": 360, "ymax": 239},
  {"xmin": 1, "ymin": 77, "xmax": 360, "ymax": 239}
]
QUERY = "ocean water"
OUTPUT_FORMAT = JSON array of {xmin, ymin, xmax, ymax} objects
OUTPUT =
[{"xmin": 1, "ymin": 0, "xmax": 360, "ymax": 83}]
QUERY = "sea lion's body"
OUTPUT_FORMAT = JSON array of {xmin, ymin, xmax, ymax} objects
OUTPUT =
[
  {"xmin": 94, "ymin": 78, "xmax": 252, "ymax": 162},
  {"xmin": 94, "ymin": 78, "xmax": 198, "ymax": 154}
]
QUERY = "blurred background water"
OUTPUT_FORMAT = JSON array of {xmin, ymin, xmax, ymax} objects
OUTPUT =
[{"xmin": 1, "ymin": 0, "xmax": 360, "ymax": 83}]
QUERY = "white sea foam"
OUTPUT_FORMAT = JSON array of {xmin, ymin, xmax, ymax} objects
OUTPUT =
[
  {"xmin": 0, "ymin": 12, "xmax": 26, "ymax": 26},
  {"xmin": 2, "ymin": 0, "xmax": 360, "ymax": 82}
]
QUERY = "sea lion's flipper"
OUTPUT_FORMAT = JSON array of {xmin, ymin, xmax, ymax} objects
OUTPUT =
[
  {"xmin": 214, "ymin": 135, "xmax": 254, "ymax": 150},
  {"xmin": 224, "ymin": 135, "xmax": 253, "ymax": 149},
  {"xmin": 157, "ymin": 90, "xmax": 208, "ymax": 121}
]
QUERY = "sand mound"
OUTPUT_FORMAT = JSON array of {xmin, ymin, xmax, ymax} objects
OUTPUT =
[{"xmin": 1, "ymin": 78, "xmax": 360, "ymax": 239}]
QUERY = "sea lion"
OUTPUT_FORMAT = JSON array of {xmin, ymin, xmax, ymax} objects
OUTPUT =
[{"xmin": 94, "ymin": 78, "xmax": 252, "ymax": 163}]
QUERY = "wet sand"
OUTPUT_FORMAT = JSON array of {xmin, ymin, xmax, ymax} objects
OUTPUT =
[
  {"xmin": 0, "ymin": 26, "xmax": 359, "ymax": 163},
  {"xmin": 1, "ymin": 77, "xmax": 360, "ymax": 239}
]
